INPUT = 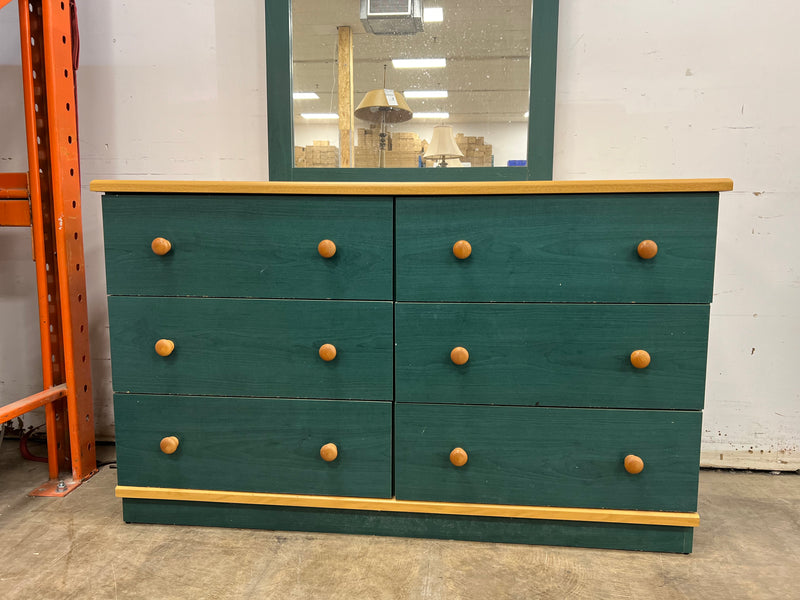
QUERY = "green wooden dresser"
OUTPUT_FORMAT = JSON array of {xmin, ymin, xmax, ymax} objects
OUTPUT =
[{"xmin": 92, "ymin": 178, "xmax": 732, "ymax": 553}]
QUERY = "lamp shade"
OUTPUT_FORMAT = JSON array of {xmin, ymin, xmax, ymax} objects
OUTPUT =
[
  {"xmin": 354, "ymin": 89, "xmax": 413, "ymax": 123},
  {"xmin": 424, "ymin": 125, "xmax": 464, "ymax": 160}
]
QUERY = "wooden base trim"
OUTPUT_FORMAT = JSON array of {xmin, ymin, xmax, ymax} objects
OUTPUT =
[
  {"xmin": 90, "ymin": 178, "xmax": 733, "ymax": 196},
  {"xmin": 115, "ymin": 486, "xmax": 699, "ymax": 527}
]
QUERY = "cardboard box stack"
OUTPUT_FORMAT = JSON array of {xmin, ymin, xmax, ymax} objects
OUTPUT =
[
  {"xmin": 294, "ymin": 146, "xmax": 306, "ymax": 168},
  {"xmin": 455, "ymin": 134, "xmax": 493, "ymax": 167},
  {"xmin": 295, "ymin": 140, "xmax": 339, "ymax": 168},
  {"xmin": 354, "ymin": 125, "xmax": 381, "ymax": 168},
  {"xmin": 296, "ymin": 131, "xmax": 494, "ymax": 168},
  {"xmin": 354, "ymin": 126, "xmax": 427, "ymax": 168},
  {"xmin": 386, "ymin": 132, "xmax": 426, "ymax": 168}
]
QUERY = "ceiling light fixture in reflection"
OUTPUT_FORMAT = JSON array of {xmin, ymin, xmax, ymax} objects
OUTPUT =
[
  {"xmin": 423, "ymin": 7, "xmax": 444, "ymax": 22},
  {"xmin": 293, "ymin": 92, "xmax": 320, "ymax": 100},
  {"xmin": 404, "ymin": 90, "xmax": 448, "ymax": 98},
  {"xmin": 392, "ymin": 58, "xmax": 446, "ymax": 69},
  {"xmin": 414, "ymin": 112, "xmax": 450, "ymax": 119},
  {"xmin": 301, "ymin": 113, "xmax": 339, "ymax": 119}
]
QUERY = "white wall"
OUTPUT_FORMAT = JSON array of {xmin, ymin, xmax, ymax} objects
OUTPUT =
[
  {"xmin": 555, "ymin": 1, "xmax": 800, "ymax": 470},
  {"xmin": 1, "ymin": 1, "xmax": 797, "ymax": 468}
]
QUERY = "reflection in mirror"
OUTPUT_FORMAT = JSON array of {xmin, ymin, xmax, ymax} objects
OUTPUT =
[{"xmin": 292, "ymin": 0, "xmax": 533, "ymax": 169}]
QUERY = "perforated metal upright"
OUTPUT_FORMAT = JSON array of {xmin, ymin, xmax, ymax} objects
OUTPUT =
[{"xmin": 0, "ymin": 0, "xmax": 96, "ymax": 494}]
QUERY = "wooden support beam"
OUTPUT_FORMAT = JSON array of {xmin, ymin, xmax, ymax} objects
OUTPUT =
[{"xmin": 337, "ymin": 26, "xmax": 354, "ymax": 167}]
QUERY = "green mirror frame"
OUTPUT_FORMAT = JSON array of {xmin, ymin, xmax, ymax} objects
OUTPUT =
[{"xmin": 265, "ymin": 0, "xmax": 559, "ymax": 182}]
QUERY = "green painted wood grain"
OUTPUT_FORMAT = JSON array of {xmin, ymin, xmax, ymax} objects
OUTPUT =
[
  {"xmin": 265, "ymin": 0, "xmax": 293, "ymax": 182},
  {"xmin": 395, "ymin": 303, "xmax": 709, "ymax": 409},
  {"xmin": 115, "ymin": 395, "xmax": 391, "ymax": 498},
  {"xmin": 527, "ymin": 0, "xmax": 559, "ymax": 180},
  {"xmin": 395, "ymin": 403, "xmax": 701, "ymax": 512},
  {"xmin": 122, "ymin": 499, "xmax": 693, "ymax": 553},
  {"xmin": 395, "ymin": 193, "xmax": 718, "ymax": 302},
  {"xmin": 102, "ymin": 194, "xmax": 393, "ymax": 299},
  {"xmin": 107, "ymin": 297, "xmax": 393, "ymax": 399}
]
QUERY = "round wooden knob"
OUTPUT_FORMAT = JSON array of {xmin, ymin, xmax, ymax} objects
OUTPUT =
[
  {"xmin": 155, "ymin": 339, "xmax": 175, "ymax": 357},
  {"xmin": 453, "ymin": 240, "xmax": 472, "ymax": 260},
  {"xmin": 630, "ymin": 349, "xmax": 651, "ymax": 369},
  {"xmin": 320, "ymin": 443, "xmax": 338, "ymax": 462},
  {"xmin": 624, "ymin": 454, "xmax": 644, "ymax": 474},
  {"xmin": 160, "ymin": 436, "xmax": 179, "ymax": 454},
  {"xmin": 318, "ymin": 239, "xmax": 337, "ymax": 258},
  {"xmin": 151, "ymin": 237, "xmax": 172, "ymax": 256},
  {"xmin": 319, "ymin": 343, "xmax": 337, "ymax": 362},
  {"xmin": 450, "ymin": 447, "xmax": 468, "ymax": 467},
  {"xmin": 637, "ymin": 240, "xmax": 658, "ymax": 259},
  {"xmin": 450, "ymin": 346, "xmax": 469, "ymax": 366}
]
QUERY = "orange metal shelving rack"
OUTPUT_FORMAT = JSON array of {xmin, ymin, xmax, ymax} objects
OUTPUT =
[{"xmin": 0, "ymin": 0, "xmax": 96, "ymax": 495}]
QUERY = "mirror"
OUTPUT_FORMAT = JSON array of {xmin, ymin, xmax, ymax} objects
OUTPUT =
[{"xmin": 291, "ymin": 0, "xmax": 533, "ymax": 170}]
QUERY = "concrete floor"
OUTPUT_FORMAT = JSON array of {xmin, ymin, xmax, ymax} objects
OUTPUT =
[{"xmin": 1, "ymin": 443, "xmax": 798, "ymax": 600}]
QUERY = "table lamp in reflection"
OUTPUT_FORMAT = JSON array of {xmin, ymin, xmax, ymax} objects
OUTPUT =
[
  {"xmin": 423, "ymin": 125, "xmax": 464, "ymax": 167},
  {"xmin": 355, "ymin": 86, "xmax": 413, "ymax": 168}
]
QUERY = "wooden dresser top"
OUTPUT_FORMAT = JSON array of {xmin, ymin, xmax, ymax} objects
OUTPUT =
[{"xmin": 90, "ymin": 178, "xmax": 733, "ymax": 196}]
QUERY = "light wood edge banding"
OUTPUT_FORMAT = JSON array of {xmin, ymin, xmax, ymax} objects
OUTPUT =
[
  {"xmin": 115, "ymin": 486, "xmax": 699, "ymax": 527},
  {"xmin": 91, "ymin": 179, "xmax": 733, "ymax": 195}
]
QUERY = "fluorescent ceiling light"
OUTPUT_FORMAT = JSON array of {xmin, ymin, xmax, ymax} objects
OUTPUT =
[
  {"xmin": 293, "ymin": 92, "xmax": 320, "ymax": 100},
  {"xmin": 404, "ymin": 90, "xmax": 448, "ymax": 98},
  {"xmin": 423, "ymin": 7, "xmax": 443, "ymax": 22},
  {"xmin": 301, "ymin": 113, "xmax": 339, "ymax": 119},
  {"xmin": 524, "ymin": 111, "xmax": 529, "ymax": 118},
  {"xmin": 392, "ymin": 58, "xmax": 446, "ymax": 69},
  {"xmin": 414, "ymin": 112, "xmax": 449, "ymax": 119}
]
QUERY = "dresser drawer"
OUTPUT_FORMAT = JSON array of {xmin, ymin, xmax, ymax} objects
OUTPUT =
[
  {"xmin": 396, "ymin": 194, "xmax": 718, "ymax": 302},
  {"xmin": 115, "ymin": 395, "xmax": 391, "ymax": 498},
  {"xmin": 108, "ymin": 297, "xmax": 393, "ymax": 400},
  {"xmin": 395, "ymin": 303, "xmax": 709, "ymax": 410},
  {"xmin": 103, "ymin": 194, "xmax": 393, "ymax": 299},
  {"xmin": 395, "ymin": 403, "xmax": 701, "ymax": 512}
]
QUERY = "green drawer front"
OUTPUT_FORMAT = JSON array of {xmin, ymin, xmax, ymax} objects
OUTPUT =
[
  {"xmin": 395, "ymin": 303, "xmax": 709, "ymax": 410},
  {"xmin": 115, "ymin": 395, "xmax": 391, "ymax": 498},
  {"xmin": 102, "ymin": 194, "xmax": 393, "ymax": 300},
  {"xmin": 395, "ymin": 193, "xmax": 718, "ymax": 302},
  {"xmin": 395, "ymin": 404, "xmax": 701, "ymax": 512},
  {"xmin": 108, "ymin": 297, "xmax": 393, "ymax": 399}
]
